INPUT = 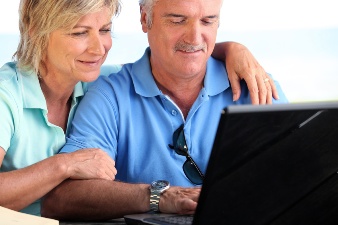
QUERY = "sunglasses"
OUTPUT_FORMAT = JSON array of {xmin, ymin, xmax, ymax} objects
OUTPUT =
[{"xmin": 169, "ymin": 124, "xmax": 204, "ymax": 185}]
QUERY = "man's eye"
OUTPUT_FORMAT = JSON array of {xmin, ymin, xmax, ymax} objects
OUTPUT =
[
  {"xmin": 171, "ymin": 19, "xmax": 185, "ymax": 24},
  {"xmin": 202, "ymin": 20, "xmax": 214, "ymax": 25},
  {"xmin": 202, "ymin": 17, "xmax": 219, "ymax": 26}
]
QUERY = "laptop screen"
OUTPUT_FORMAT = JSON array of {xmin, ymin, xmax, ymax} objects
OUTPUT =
[{"xmin": 193, "ymin": 101, "xmax": 338, "ymax": 225}]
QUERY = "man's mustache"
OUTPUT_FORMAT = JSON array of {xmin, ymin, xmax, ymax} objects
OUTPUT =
[{"xmin": 174, "ymin": 42, "xmax": 206, "ymax": 53}]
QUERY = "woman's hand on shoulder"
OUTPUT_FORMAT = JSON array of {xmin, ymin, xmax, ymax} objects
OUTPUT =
[{"xmin": 213, "ymin": 42, "xmax": 280, "ymax": 104}]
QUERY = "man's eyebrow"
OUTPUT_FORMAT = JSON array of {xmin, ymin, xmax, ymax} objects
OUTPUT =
[
  {"xmin": 163, "ymin": 13, "xmax": 219, "ymax": 19},
  {"xmin": 204, "ymin": 15, "xmax": 219, "ymax": 19},
  {"xmin": 163, "ymin": 13, "xmax": 185, "ymax": 18}
]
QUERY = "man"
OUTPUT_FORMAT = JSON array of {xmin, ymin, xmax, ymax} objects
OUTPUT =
[{"xmin": 42, "ymin": 0, "xmax": 288, "ymax": 220}]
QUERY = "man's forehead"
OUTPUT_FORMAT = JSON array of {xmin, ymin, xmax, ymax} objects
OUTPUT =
[{"xmin": 154, "ymin": 0, "xmax": 223, "ymax": 15}]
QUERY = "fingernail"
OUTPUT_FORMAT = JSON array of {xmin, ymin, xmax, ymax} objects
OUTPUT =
[{"xmin": 233, "ymin": 93, "xmax": 238, "ymax": 101}]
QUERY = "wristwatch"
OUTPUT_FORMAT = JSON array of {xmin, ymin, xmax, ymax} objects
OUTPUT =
[{"xmin": 149, "ymin": 180, "xmax": 170, "ymax": 212}]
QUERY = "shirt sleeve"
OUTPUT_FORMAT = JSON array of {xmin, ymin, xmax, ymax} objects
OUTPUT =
[
  {"xmin": 60, "ymin": 76, "xmax": 119, "ymax": 160},
  {"xmin": 0, "ymin": 85, "xmax": 16, "ymax": 151}
]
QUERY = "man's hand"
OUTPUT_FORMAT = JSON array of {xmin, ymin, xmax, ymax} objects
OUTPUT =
[
  {"xmin": 213, "ymin": 42, "xmax": 279, "ymax": 104},
  {"xmin": 158, "ymin": 186, "xmax": 201, "ymax": 214},
  {"xmin": 61, "ymin": 148, "xmax": 117, "ymax": 181}
]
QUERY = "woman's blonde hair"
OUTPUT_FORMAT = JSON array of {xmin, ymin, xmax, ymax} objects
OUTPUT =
[{"xmin": 15, "ymin": 0, "xmax": 121, "ymax": 73}]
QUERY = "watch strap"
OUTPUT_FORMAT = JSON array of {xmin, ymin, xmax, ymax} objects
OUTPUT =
[{"xmin": 150, "ymin": 190, "xmax": 161, "ymax": 211}]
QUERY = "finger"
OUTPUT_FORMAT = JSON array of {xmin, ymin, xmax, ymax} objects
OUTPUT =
[
  {"xmin": 264, "ymin": 73, "xmax": 279, "ymax": 100},
  {"xmin": 264, "ymin": 85, "xmax": 272, "ymax": 104},
  {"xmin": 256, "ymin": 68, "xmax": 273, "ymax": 104},
  {"xmin": 237, "ymin": 71, "xmax": 260, "ymax": 104},
  {"xmin": 105, "ymin": 163, "xmax": 118, "ymax": 180},
  {"xmin": 227, "ymin": 71, "xmax": 242, "ymax": 102},
  {"xmin": 246, "ymin": 74, "xmax": 260, "ymax": 105},
  {"xmin": 99, "ymin": 155, "xmax": 117, "ymax": 180},
  {"xmin": 251, "ymin": 65, "xmax": 273, "ymax": 104},
  {"xmin": 270, "ymin": 80, "xmax": 279, "ymax": 100},
  {"xmin": 91, "ymin": 161, "xmax": 116, "ymax": 181},
  {"xmin": 100, "ymin": 166, "xmax": 116, "ymax": 181},
  {"xmin": 265, "ymin": 80, "xmax": 272, "ymax": 104},
  {"xmin": 180, "ymin": 188, "xmax": 200, "ymax": 202},
  {"xmin": 257, "ymin": 77, "xmax": 268, "ymax": 104},
  {"xmin": 177, "ymin": 199, "xmax": 198, "ymax": 215},
  {"xmin": 98, "ymin": 171, "xmax": 114, "ymax": 181}
]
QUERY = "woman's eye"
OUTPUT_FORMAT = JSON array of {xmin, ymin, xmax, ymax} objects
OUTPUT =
[
  {"xmin": 71, "ymin": 31, "xmax": 87, "ymax": 36},
  {"xmin": 100, "ymin": 29, "xmax": 112, "ymax": 33}
]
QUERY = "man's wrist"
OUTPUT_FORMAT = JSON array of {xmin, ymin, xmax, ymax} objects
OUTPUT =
[{"xmin": 149, "ymin": 180, "xmax": 170, "ymax": 212}]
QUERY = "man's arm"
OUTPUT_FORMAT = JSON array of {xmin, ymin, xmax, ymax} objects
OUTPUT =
[
  {"xmin": 212, "ymin": 41, "xmax": 279, "ymax": 104},
  {"xmin": 41, "ymin": 179, "xmax": 200, "ymax": 220}
]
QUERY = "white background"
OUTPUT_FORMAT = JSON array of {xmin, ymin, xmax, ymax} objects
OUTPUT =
[{"xmin": 1, "ymin": 0, "xmax": 338, "ymax": 102}]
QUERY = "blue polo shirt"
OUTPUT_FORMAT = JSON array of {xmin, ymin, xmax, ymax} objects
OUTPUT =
[{"xmin": 61, "ymin": 48, "xmax": 288, "ymax": 187}]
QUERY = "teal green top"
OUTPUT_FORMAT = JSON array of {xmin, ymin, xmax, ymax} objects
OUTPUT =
[{"xmin": 0, "ymin": 62, "xmax": 121, "ymax": 215}]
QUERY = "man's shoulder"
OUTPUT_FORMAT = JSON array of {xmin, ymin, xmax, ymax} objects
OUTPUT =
[
  {"xmin": 89, "ymin": 63, "xmax": 135, "ymax": 93},
  {"xmin": 208, "ymin": 56, "xmax": 226, "ymax": 69},
  {"xmin": 100, "ymin": 64, "xmax": 123, "ymax": 77}
]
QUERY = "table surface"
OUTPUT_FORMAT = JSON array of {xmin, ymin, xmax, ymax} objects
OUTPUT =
[{"xmin": 60, "ymin": 218, "xmax": 127, "ymax": 225}]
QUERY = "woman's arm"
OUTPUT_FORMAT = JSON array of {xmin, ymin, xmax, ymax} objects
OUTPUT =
[
  {"xmin": 212, "ymin": 41, "xmax": 279, "ymax": 104},
  {"xmin": 0, "ymin": 147, "xmax": 116, "ymax": 211}
]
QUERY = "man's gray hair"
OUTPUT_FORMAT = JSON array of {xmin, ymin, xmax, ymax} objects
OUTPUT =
[{"xmin": 139, "ymin": 0, "xmax": 159, "ymax": 28}]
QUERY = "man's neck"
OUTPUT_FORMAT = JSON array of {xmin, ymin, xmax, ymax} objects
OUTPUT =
[{"xmin": 154, "ymin": 74, "xmax": 204, "ymax": 119}]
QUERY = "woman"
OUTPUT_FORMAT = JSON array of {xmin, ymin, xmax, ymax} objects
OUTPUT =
[{"xmin": 0, "ymin": 0, "xmax": 275, "ymax": 216}]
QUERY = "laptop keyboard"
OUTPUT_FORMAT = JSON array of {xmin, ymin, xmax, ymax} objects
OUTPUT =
[{"xmin": 144, "ymin": 215, "xmax": 194, "ymax": 225}]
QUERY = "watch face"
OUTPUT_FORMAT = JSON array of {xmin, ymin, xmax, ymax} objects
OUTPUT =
[{"xmin": 152, "ymin": 180, "xmax": 170, "ymax": 189}]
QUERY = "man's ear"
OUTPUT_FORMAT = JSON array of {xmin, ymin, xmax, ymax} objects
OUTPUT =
[{"xmin": 140, "ymin": 6, "xmax": 148, "ymax": 33}]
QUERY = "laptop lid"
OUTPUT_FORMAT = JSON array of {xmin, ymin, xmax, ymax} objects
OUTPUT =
[
  {"xmin": 125, "ymin": 101, "xmax": 338, "ymax": 225},
  {"xmin": 193, "ymin": 101, "xmax": 338, "ymax": 225}
]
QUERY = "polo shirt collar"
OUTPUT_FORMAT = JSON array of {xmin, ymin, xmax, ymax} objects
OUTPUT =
[
  {"xmin": 204, "ymin": 57, "xmax": 230, "ymax": 96},
  {"xmin": 131, "ymin": 47, "xmax": 230, "ymax": 98},
  {"xmin": 19, "ymin": 69, "xmax": 46, "ymax": 109},
  {"xmin": 131, "ymin": 48, "xmax": 161, "ymax": 97}
]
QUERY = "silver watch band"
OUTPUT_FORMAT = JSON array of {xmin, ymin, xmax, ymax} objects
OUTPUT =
[
  {"xmin": 150, "ymin": 191, "xmax": 161, "ymax": 211},
  {"xmin": 149, "ymin": 180, "xmax": 170, "ymax": 212}
]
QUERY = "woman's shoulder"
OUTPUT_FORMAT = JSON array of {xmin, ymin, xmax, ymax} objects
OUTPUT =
[
  {"xmin": 0, "ymin": 62, "xmax": 19, "ymax": 82},
  {"xmin": 0, "ymin": 62, "xmax": 23, "ymax": 95},
  {"xmin": 0, "ymin": 62, "xmax": 36, "ymax": 105}
]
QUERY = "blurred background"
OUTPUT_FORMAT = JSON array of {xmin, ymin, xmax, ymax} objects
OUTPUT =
[{"xmin": 1, "ymin": 0, "xmax": 337, "ymax": 102}]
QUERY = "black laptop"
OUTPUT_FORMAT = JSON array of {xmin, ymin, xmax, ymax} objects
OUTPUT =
[{"xmin": 124, "ymin": 101, "xmax": 338, "ymax": 225}]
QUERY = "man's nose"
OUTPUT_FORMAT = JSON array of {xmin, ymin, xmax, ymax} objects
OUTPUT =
[{"xmin": 184, "ymin": 22, "xmax": 203, "ymax": 45}]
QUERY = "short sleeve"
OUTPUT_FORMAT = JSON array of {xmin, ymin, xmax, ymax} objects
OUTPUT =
[
  {"xmin": 60, "ymin": 76, "xmax": 119, "ymax": 159},
  {"xmin": 0, "ymin": 84, "xmax": 16, "ymax": 151}
]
